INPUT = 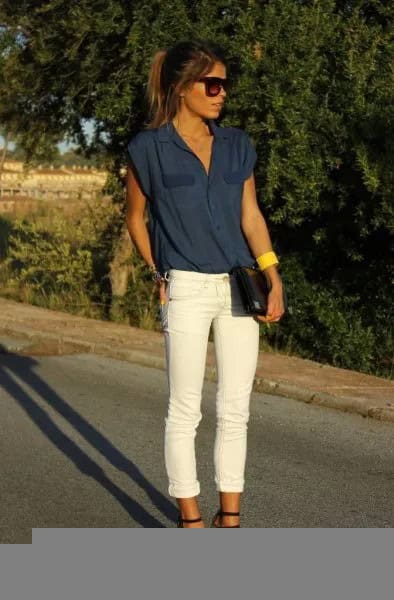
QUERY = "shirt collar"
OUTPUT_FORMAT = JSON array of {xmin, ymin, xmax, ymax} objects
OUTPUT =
[{"xmin": 157, "ymin": 118, "xmax": 229, "ymax": 142}]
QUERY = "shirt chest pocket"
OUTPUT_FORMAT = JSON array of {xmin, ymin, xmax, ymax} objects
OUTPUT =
[
  {"xmin": 162, "ymin": 173, "xmax": 195, "ymax": 188},
  {"xmin": 223, "ymin": 167, "xmax": 249, "ymax": 184}
]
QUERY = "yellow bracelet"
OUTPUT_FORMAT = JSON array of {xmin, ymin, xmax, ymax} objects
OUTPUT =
[{"xmin": 256, "ymin": 251, "xmax": 279, "ymax": 271}]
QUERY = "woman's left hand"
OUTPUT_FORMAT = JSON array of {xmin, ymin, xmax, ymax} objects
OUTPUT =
[{"xmin": 255, "ymin": 284, "xmax": 285, "ymax": 323}]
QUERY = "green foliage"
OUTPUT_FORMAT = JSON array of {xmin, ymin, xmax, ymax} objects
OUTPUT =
[
  {"xmin": 118, "ymin": 253, "xmax": 162, "ymax": 331},
  {"xmin": 3, "ymin": 198, "xmax": 122, "ymax": 318},
  {"xmin": 7, "ymin": 221, "xmax": 93, "ymax": 295},
  {"xmin": 264, "ymin": 257, "xmax": 379, "ymax": 374},
  {"xmin": 0, "ymin": 215, "xmax": 12, "ymax": 260}
]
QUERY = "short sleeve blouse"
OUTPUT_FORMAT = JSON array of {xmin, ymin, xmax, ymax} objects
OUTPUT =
[{"xmin": 127, "ymin": 118, "xmax": 258, "ymax": 275}]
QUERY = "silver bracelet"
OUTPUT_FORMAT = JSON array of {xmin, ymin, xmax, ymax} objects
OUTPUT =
[{"xmin": 148, "ymin": 264, "xmax": 164, "ymax": 283}]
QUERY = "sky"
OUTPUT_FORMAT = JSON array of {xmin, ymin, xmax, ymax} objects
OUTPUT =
[{"xmin": 0, "ymin": 119, "xmax": 95, "ymax": 155}]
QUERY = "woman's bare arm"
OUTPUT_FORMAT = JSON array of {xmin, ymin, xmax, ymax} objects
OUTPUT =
[
  {"xmin": 241, "ymin": 173, "xmax": 284, "ymax": 322},
  {"xmin": 125, "ymin": 164, "xmax": 156, "ymax": 268},
  {"xmin": 125, "ymin": 164, "xmax": 167, "ymax": 301},
  {"xmin": 240, "ymin": 173, "xmax": 282, "ymax": 290}
]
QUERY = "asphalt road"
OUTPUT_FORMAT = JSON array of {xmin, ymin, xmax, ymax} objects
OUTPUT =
[{"xmin": 1, "ymin": 350, "xmax": 393, "ymax": 541}]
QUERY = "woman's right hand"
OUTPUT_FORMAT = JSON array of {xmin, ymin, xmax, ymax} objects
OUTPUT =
[{"xmin": 158, "ymin": 280, "xmax": 168, "ymax": 304}]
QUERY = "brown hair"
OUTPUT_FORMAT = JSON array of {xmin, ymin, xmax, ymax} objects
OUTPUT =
[{"xmin": 146, "ymin": 40, "xmax": 228, "ymax": 129}]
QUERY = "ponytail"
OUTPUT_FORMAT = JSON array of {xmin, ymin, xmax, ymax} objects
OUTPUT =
[{"xmin": 146, "ymin": 49, "xmax": 168, "ymax": 129}]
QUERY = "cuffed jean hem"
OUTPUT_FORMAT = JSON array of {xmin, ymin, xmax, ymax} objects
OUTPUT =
[
  {"xmin": 215, "ymin": 482, "xmax": 245, "ymax": 493},
  {"xmin": 168, "ymin": 483, "xmax": 201, "ymax": 498}
]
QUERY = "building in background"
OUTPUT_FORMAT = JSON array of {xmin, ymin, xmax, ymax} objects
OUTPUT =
[{"xmin": 0, "ymin": 159, "xmax": 108, "ymax": 216}]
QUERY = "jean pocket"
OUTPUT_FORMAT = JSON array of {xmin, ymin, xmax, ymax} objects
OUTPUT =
[{"xmin": 168, "ymin": 278, "xmax": 206, "ymax": 300}]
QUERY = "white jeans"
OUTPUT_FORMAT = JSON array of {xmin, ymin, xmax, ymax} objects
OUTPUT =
[{"xmin": 159, "ymin": 268, "xmax": 260, "ymax": 498}]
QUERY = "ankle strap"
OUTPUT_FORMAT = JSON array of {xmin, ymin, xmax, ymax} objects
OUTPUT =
[
  {"xmin": 180, "ymin": 516, "xmax": 202, "ymax": 523},
  {"xmin": 219, "ymin": 511, "xmax": 240, "ymax": 517}
]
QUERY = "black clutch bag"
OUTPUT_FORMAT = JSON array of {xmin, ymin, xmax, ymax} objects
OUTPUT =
[{"xmin": 230, "ymin": 266, "xmax": 288, "ymax": 316}]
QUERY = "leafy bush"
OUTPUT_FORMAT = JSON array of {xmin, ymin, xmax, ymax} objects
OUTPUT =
[
  {"xmin": 109, "ymin": 246, "xmax": 162, "ymax": 330},
  {"xmin": 3, "ymin": 198, "xmax": 122, "ymax": 318},
  {"xmin": 262, "ymin": 256, "xmax": 390, "ymax": 376},
  {"xmin": 7, "ymin": 222, "xmax": 93, "ymax": 294}
]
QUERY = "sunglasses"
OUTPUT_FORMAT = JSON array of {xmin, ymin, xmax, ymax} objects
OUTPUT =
[{"xmin": 197, "ymin": 76, "xmax": 231, "ymax": 97}]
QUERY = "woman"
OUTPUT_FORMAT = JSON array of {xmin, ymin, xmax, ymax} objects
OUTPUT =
[{"xmin": 126, "ymin": 40, "xmax": 285, "ymax": 528}]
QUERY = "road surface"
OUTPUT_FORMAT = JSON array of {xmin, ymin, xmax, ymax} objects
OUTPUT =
[{"xmin": 1, "ymin": 349, "xmax": 393, "ymax": 541}]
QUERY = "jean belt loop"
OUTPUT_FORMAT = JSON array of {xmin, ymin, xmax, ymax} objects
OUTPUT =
[{"xmin": 164, "ymin": 271, "xmax": 170, "ymax": 282}]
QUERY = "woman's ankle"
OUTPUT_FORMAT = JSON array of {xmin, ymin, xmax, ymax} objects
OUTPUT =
[
  {"xmin": 182, "ymin": 519, "xmax": 205, "ymax": 528},
  {"xmin": 220, "ymin": 514, "xmax": 240, "ymax": 527},
  {"xmin": 218, "ymin": 491, "xmax": 241, "ymax": 526},
  {"xmin": 177, "ymin": 495, "xmax": 202, "ymax": 521}
]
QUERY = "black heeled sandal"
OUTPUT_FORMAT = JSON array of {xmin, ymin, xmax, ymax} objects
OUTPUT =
[
  {"xmin": 211, "ymin": 510, "xmax": 240, "ymax": 528},
  {"xmin": 177, "ymin": 515, "xmax": 203, "ymax": 528}
]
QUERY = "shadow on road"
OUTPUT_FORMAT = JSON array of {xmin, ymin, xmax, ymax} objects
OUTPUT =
[{"xmin": 0, "ymin": 347, "xmax": 178, "ymax": 528}]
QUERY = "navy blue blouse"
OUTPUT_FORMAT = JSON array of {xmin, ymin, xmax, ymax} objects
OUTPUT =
[{"xmin": 127, "ymin": 118, "xmax": 258, "ymax": 275}]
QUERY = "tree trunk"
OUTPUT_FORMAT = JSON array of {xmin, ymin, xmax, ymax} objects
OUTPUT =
[
  {"xmin": 0, "ymin": 129, "xmax": 11, "ymax": 183},
  {"xmin": 109, "ymin": 223, "xmax": 133, "ymax": 319}
]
